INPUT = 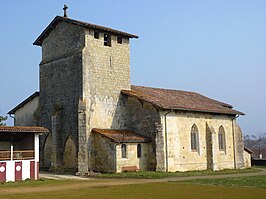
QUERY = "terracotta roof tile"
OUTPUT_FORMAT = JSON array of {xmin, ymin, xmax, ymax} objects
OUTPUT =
[
  {"xmin": 0, "ymin": 126, "xmax": 49, "ymax": 133},
  {"xmin": 92, "ymin": 128, "xmax": 150, "ymax": 143},
  {"xmin": 121, "ymin": 85, "xmax": 244, "ymax": 116},
  {"xmin": 34, "ymin": 16, "xmax": 138, "ymax": 46}
]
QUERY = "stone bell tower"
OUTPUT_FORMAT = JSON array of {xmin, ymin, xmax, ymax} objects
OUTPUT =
[{"xmin": 33, "ymin": 7, "xmax": 138, "ymax": 173}]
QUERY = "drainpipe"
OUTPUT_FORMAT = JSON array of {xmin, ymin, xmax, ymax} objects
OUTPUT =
[
  {"xmin": 164, "ymin": 110, "xmax": 172, "ymax": 172},
  {"xmin": 8, "ymin": 114, "xmax": 15, "ymax": 125},
  {"xmin": 231, "ymin": 114, "xmax": 239, "ymax": 169}
]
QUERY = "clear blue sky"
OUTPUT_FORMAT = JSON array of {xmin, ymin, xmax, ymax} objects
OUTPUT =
[{"xmin": 0, "ymin": 1, "xmax": 265, "ymax": 135}]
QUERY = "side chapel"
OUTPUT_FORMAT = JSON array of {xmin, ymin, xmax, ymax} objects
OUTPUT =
[{"xmin": 8, "ymin": 9, "xmax": 248, "ymax": 174}]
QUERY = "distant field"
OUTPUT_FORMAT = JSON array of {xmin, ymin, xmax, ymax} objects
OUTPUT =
[{"xmin": 1, "ymin": 173, "xmax": 266, "ymax": 199}]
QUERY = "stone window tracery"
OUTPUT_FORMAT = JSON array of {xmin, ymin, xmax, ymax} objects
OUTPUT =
[
  {"xmin": 191, "ymin": 124, "xmax": 199, "ymax": 152},
  {"xmin": 218, "ymin": 126, "xmax": 226, "ymax": 151}
]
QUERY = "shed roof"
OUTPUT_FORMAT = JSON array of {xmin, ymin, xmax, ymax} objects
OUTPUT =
[
  {"xmin": 0, "ymin": 126, "xmax": 48, "ymax": 134},
  {"xmin": 33, "ymin": 16, "xmax": 138, "ymax": 46},
  {"xmin": 8, "ymin": 92, "xmax": 39, "ymax": 115},
  {"xmin": 92, "ymin": 128, "xmax": 150, "ymax": 143},
  {"xmin": 244, "ymin": 147, "xmax": 253, "ymax": 154},
  {"xmin": 121, "ymin": 85, "xmax": 244, "ymax": 116}
]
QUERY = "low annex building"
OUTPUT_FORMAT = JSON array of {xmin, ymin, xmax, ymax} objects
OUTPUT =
[
  {"xmin": 91, "ymin": 129, "xmax": 151, "ymax": 173},
  {"xmin": 8, "ymin": 9, "xmax": 247, "ymax": 174},
  {"xmin": 0, "ymin": 126, "xmax": 48, "ymax": 182}
]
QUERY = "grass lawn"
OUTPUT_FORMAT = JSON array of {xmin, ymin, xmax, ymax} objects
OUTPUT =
[
  {"xmin": 182, "ymin": 175, "xmax": 266, "ymax": 188},
  {"xmin": 0, "ymin": 168, "xmax": 265, "ymax": 199},
  {"xmin": 98, "ymin": 167, "xmax": 260, "ymax": 178},
  {"xmin": 0, "ymin": 180, "xmax": 266, "ymax": 199}
]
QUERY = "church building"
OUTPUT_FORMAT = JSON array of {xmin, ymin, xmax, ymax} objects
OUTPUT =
[{"xmin": 8, "ymin": 10, "xmax": 247, "ymax": 174}]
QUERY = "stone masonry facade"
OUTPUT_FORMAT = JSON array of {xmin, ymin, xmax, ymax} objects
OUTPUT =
[
  {"xmin": 8, "ymin": 15, "xmax": 246, "ymax": 174},
  {"xmin": 37, "ymin": 18, "xmax": 134, "ymax": 173}
]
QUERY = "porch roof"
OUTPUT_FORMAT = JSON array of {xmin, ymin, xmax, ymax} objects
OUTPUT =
[
  {"xmin": 92, "ymin": 128, "xmax": 151, "ymax": 143},
  {"xmin": 0, "ymin": 126, "xmax": 48, "ymax": 134}
]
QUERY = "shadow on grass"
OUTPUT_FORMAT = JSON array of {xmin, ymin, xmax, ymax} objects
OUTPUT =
[{"xmin": 96, "ymin": 167, "xmax": 261, "ymax": 179}]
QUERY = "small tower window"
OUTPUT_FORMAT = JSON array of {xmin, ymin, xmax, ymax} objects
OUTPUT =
[
  {"xmin": 104, "ymin": 33, "xmax": 111, "ymax": 47},
  {"xmin": 121, "ymin": 144, "xmax": 127, "ymax": 158},
  {"xmin": 117, "ymin": 36, "xmax": 122, "ymax": 44},
  {"xmin": 94, "ymin": 31, "xmax": 99, "ymax": 39},
  {"xmin": 137, "ymin": 144, "xmax": 142, "ymax": 158}
]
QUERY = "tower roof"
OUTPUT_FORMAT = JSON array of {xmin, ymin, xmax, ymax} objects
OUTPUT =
[{"xmin": 33, "ymin": 16, "xmax": 138, "ymax": 46}]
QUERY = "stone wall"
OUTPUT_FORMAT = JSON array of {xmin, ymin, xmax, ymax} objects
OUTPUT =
[
  {"xmin": 82, "ymin": 30, "xmax": 132, "ymax": 171},
  {"xmin": 82, "ymin": 29, "xmax": 131, "ymax": 129},
  {"xmin": 63, "ymin": 136, "xmax": 77, "ymax": 172},
  {"xmin": 116, "ymin": 143, "xmax": 151, "ymax": 173},
  {"xmin": 158, "ymin": 110, "xmax": 236, "ymax": 172},
  {"xmin": 39, "ymin": 22, "xmax": 84, "ymax": 170},
  {"xmin": 38, "ymin": 20, "xmax": 135, "ymax": 173},
  {"xmin": 90, "ymin": 133, "xmax": 116, "ymax": 173},
  {"xmin": 234, "ymin": 122, "xmax": 245, "ymax": 169},
  {"xmin": 36, "ymin": 18, "xmax": 246, "ymax": 174},
  {"xmin": 119, "ymin": 97, "xmax": 161, "ymax": 170},
  {"xmin": 42, "ymin": 133, "xmax": 52, "ymax": 168},
  {"xmin": 244, "ymin": 150, "xmax": 251, "ymax": 168},
  {"xmin": 41, "ymin": 22, "xmax": 85, "ymax": 63}
]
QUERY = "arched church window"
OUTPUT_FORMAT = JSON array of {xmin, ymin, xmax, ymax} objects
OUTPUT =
[
  {"xmin": 121, "ymin": 144, "xmax": 127, "ymax": 158},
  {"xmin": 218, "ymin": 126, "xmax": 226, "ymax": 151},
  {"xmin": 137, "ymin": 144, "xmax": 142, "ymax": 158},
  {"xmin": 191, "ymin": 124, "xmax": 199, "ymax": 151}
]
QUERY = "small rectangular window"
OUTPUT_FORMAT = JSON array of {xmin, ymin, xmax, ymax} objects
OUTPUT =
[
  {"xmin": 94, "ymin": 31, "xmax": 99, "ymax": 39},
  {"xmin": 104, "ymin": 33, "xmax": 111, "ymax": 47},
  {"xmin": 121, "ymin": 144, "xmax": 127, "ymax": 158},
  {"xmin": 137, "ymin": 144, "xmax": 141, "ymax": 158},
  {"xmin": 117, "ymin": 36, "xmax": 122, "ymax": 44}
]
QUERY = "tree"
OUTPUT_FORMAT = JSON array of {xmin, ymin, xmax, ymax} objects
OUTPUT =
[
  {"xmin": 244, "ymin": 133, "xmax": 266, "ymax": 149},
  {"xmin": 0, "ymin": 113, "xmax": 7, "ymax": 126}
]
